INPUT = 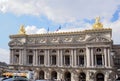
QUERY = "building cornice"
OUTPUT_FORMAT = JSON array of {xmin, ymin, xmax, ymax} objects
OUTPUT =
[{"xmin": 9, "ymin": 28, "xmax": 112, "ymax": 38}]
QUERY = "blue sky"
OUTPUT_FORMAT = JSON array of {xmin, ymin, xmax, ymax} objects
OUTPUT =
[{"xmin": 0, "ymin": 0, "xmax": 120, "ymax": 63}]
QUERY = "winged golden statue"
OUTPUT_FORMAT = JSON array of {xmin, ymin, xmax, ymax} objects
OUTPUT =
[
  {"xmin": 93, "ymin": 17, "xmax": 103, "ymax": 29},
  {"xmin": 19, "ymin": 25, "xmax": 26, "ymax": 34}
]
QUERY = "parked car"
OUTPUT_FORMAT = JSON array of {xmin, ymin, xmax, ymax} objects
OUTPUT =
[
  {"xmin": 2, "ymin": 77, "xmax": 28, "ymax": 81},
  {"xmin": 2, "ymin": 78, "xmax": 13, "ymax": 81},
  {"xmin": 0, "ymin": 77, "xmax": 9, "ymax": 81},
  {"xmin": 35, "ymin": 79, "xmax": 52, "ymax": 81}
]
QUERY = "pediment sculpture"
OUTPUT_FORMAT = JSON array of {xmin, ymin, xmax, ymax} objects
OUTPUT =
[
  {"xmin": 9, "ymin": 39, "xmax": 23, "ymax": 46},
  {"xmin": 51, "ymin": 37, "xmax": 59, "ymax": 43},
  {"xmin": 87, "ymin": 36, "xmax": 110, "ymax": 42},
  {"xmin": 38, "ymin": 38, "xmax": 46, "ymax": 43},
  {"xmin": 63, "ymin": 37, "xmax": 73, "ymax": 42}
]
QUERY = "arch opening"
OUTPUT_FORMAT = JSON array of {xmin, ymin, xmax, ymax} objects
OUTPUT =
[
  {"xmin": 79, "ymin": 72, "xmax": 86, "ymax": 81},
  {"xmin": 64, "ymin": 71, "xmax": 71, "ymax": 81},
  {"xmin": 96, "ymin": 73, "xmax": 104, "ymax": 81},
  {"xmin": 39, "ymin": 70, "xmax": 44, "ymax": 80},
  {"xmin": 51, "ymin": 71, "xmax": 57, "ymax": 80}
]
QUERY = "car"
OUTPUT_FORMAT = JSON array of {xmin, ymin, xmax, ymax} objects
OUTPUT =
[
  {"xmin": 2, "ymin": 78, "xmax": 13, "ymax": 81},
  {"xmin": 35, "ymin": 79, "xmax": 52, "ymax": 81},
  {"xmin": 0, "ymin": 77, "xmax": 10, "ymax": 81},
  {"xmin": 2, "ymin": 77, "xmax": 29, "ymax": 81}
]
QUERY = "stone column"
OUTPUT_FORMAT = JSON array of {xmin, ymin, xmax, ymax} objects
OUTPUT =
[
  {"xmin": 47, "ymin": 49, "xmax": 50, "ymax": 66},
  {"xmin": 21, "ymin": 49, "xmax": 23, "ymax": 65},
  {"xmin": 12, "ymin": 49, "xmax": 14, "ymax": 64},
  {"xmin": 45, "ymin": 50, "xmax": 48, "ymax": 66},
  {"xmin": 23, "ymin": 48, "xmax": 27, "ymax": 65},
  {"xmin": 86, "ymin": 47, "xmax": 90, "ymax": 67},
  {"xmin": 102, "ymin": 54, "xmax": 104, "ymax": 66},
  {"xmin": 91, "ymin": 48, "xmax": 94, "ymax": 67},
  {"xmin": 107, "ymin": 48, "xmax": 111, "ymax": 67},
  {"xmin": 10, "ymin": 49, "xmax": 13, "ymax": 64},
  {"xmin": 89, "ymin": 48, "xmax": 91, "ymax": 66},
  {"xmin": 60, "ymin": 49, "xmax": 63, "ymax": 66},
  {"xmin": 35, "ymin": 49, "xmax": 38, "ymax": 66},
  {"xmin": 33, "ymin": 50, "xmax": 36, "ymax": 66},
  {"xmin": 104, "ymin": 48, "xmax": 108, "ymax": 67},
  {"xmin": 74, "ymin": 49, "xmax": 77, "ymax": 66},
  {"xmin": 19, "ymin": 49, "xmax": 22, "ymax": 65},
  {"xmin": 71, "ymin": 49, "xmax": 74, "ymax": 67},
  {"xmin": 22, "ymin": 49, "xmax": 24, "ymax": 65},
  {"xmin": 57, "ymin": 49, "xmax": 60, "ymax": 66},
  {"xmin": 12, "ymin": 49, "xmax": 15, "ymax": 64}
]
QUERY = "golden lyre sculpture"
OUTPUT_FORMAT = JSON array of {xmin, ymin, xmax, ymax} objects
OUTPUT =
[
  {"xmin": 93, "ymin": 17, "xmax": 103, "ymax": 29},
  {"xmin": 19, "ymin": 25, "xmax": 26, "ymax": 34}
]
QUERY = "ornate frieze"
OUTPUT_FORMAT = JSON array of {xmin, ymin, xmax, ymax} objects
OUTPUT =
[
  {"xmin": 50, "ymin": 37, "xmax": 59, "ymax": 43},
  {"xmin": 9, "ymin": 28, "xmax": 112, "ymax": 46},
  {"xmin": 76, "ymin": 35, "xmax": 86, "ymax": 42},
  {"xmin": 63, "ymin": 37, "xmax": 73, "ymax": 42},
  {"xmin": 37, "ymin": 38, "xmax": 47, "ymax": 44},
  {"xmin": 87, "ymin": 36, "xmax": 109, "ymax": 42},
  {"xmin": 9, "ymin": 39, "xmax": 23, "ymax": 46},
  {"xmin": 27, "ymin": 38, "xmax": 35, "ymax": 44}
]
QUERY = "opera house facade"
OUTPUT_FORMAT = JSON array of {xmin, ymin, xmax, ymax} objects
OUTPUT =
[{"xmin": 8, "ymin": 18, "xmax": 120, "ymax": 81}]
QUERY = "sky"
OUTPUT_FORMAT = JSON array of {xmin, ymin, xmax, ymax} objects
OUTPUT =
[{"xmin": 0, "ymin": 0, "xmax": 120, "ymax": 64}]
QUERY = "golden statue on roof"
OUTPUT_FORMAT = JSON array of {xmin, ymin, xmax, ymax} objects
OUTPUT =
[
  {"xmin": 19, "ymin": 25, "xmax": 26, "ymax": 34},
  {"xmin": 93, "ymin": 17, "xmax": 103, "ymax": 29}
]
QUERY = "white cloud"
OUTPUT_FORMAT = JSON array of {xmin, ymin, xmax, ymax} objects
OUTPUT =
[
  {"xmin": 25, "ymin": 18, "xmax": 120, "ymax": 44},
  {"xmin": 0, "ymin": 48, "xmax": 9, "ymax": 64},
  {"xmin": 103, "ymin": 18, "xmax": 120, "ymax": 44},
  {"xmin": 0, "ymin": 0, "xmax": 120, "ymax": 23},
  {"xmin": 0, "ymin": 0, "xmax": 119, "ymax": 44},
  {"xmin": 25, "ymin": 25, "xmax": 47, "ymax": 34}
]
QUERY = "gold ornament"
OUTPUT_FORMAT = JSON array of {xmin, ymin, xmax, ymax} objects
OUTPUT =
[
  {"xmin": 19, "ymin": 25, "xmax": 26, "ymax": 34},
  {"xmin": 93, "ymin": 17, "xmax": 103, "ymax": 29}
]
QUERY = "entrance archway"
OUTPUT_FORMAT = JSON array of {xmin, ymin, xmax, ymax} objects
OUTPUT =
[
  {"xmin": 96, "ymin": 73, "xmax": 104, "ymax": 81},
  {"xmin": 39, "ymin": 70, "xmax": 44, "ymax": 79},
  {"xmin": 79, "ymin": 72, "xmax": 86, "ymax": 81},
  {"xmin": 51, "ymin": 71, "xmax": 57, "ymax": 80},
  {"xmin": 64, "ymin": 71, "xmax": 71, "ymax": 81}
]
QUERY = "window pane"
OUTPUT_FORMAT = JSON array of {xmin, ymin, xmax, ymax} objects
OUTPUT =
[
  {"xmin": 40, "ymin": 55, "xmax": 44, "ymax": 64},
  {"xmin": 29, "ymin": 55, "xmax": 33, "ymax": 64},
  {"xmin": 96, "ymin": 55, "xmax": 102, "ymax": 65},
  {"xmin": 79, "ymin": 55, "xmax": 84, "ymax": 65},
  {"xmin": 65, "ymin": 55, "xmax": 70, "ymax": 65}
]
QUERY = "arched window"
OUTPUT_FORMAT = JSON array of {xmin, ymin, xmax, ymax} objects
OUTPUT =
[
  {"xmin": 79, "ymin": 72, "xmax": 86, "ymax": 81},
  {"xmin": 96, "ymin": 48, "xmax": 101, "ymax": 52},
  {"xmin": 96, "ymin": 73, "xmax": 104, "ymax": 81},
  {"xmin": 51, "ymin": 71, "xmax": 57, "ymax": 80},
  {"xmin": 40, "ymin": 50, "xmax": 44, "ymax": 53},
  {"xmin": 39, "ymin": 70, "xmax": 44, "ymax": 79},
  {"xmin": 29, "ymin": 50, "xmax": 33, "ymax": 53},
  {"xmin": 15, "ymin": 49, "xmax": 19, "ymax": 52},
  {"xmin": 52, "ymin": 50, "xmax": 56, "ymax": 53},
  {"xmin": 79, "ymin": 49, "xmax": 84, "ymax": 53},
  {"xmin": 65, "ymin": 49, "xmax": 69, "ymax": 53},
  {"xmin": 64, "ymin": 71, "xmax": 71, "ymax": 81}
]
